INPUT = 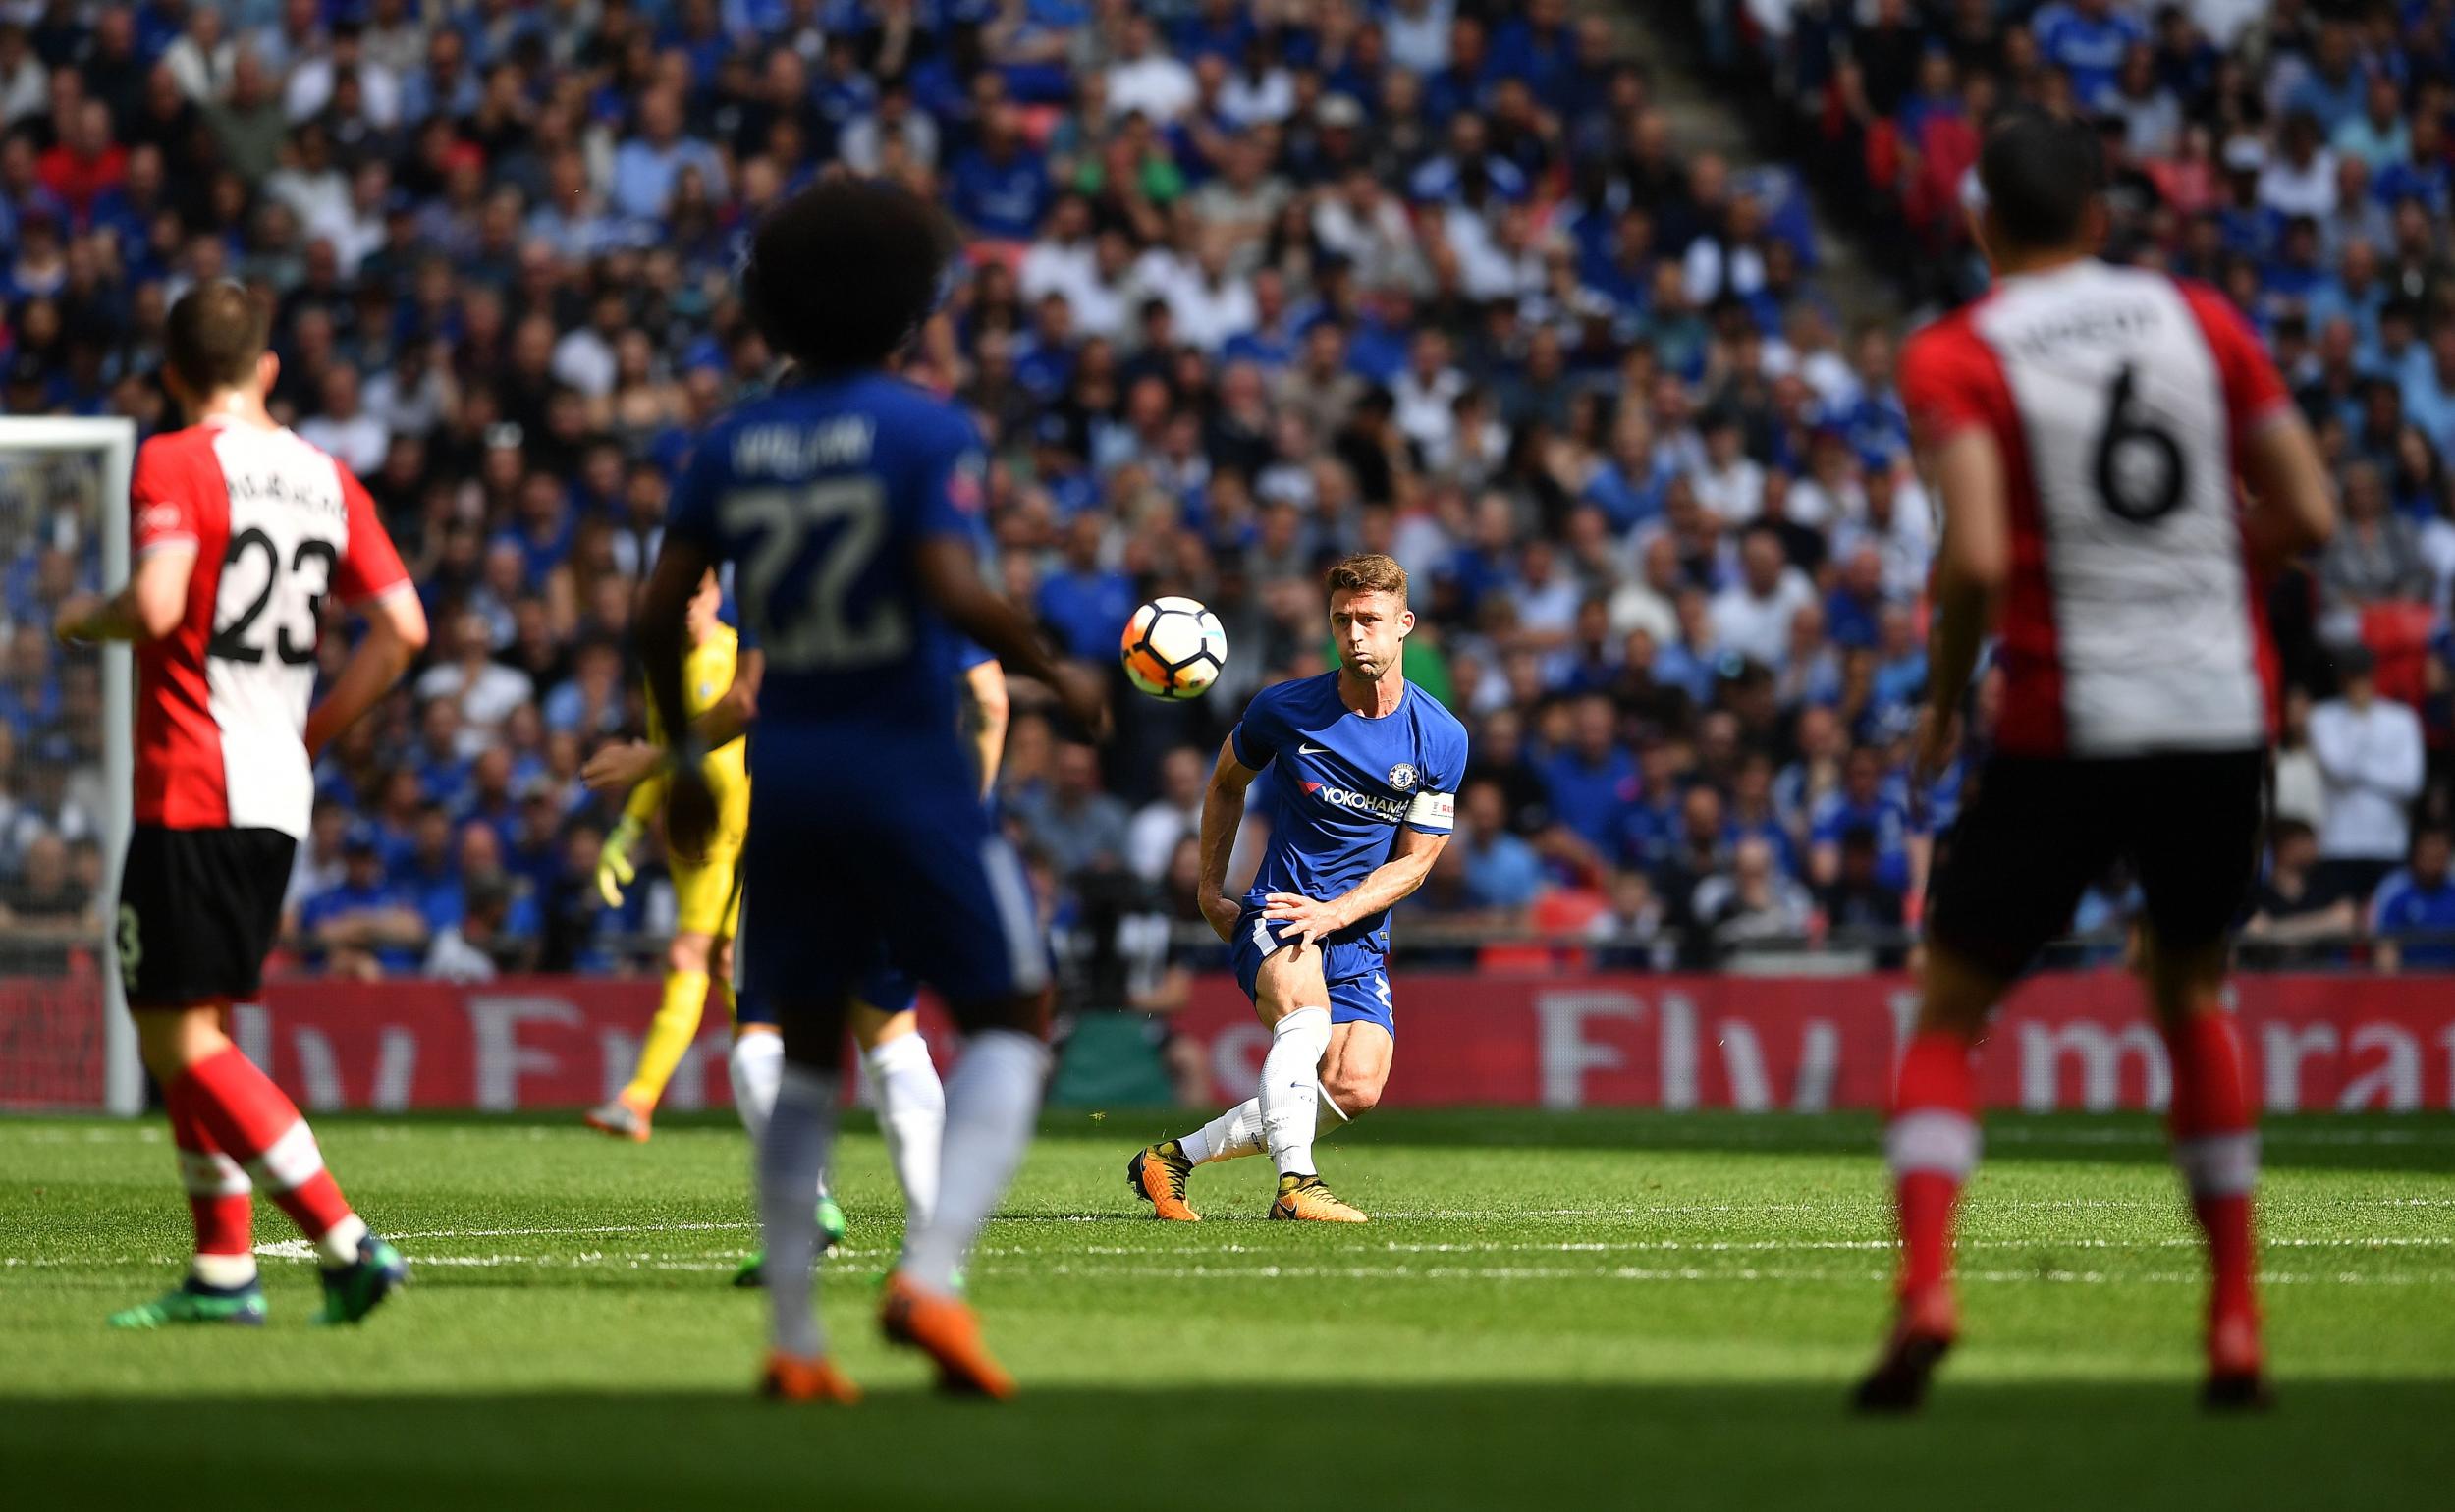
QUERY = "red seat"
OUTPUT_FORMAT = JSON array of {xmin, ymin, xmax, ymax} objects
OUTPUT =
[{"xmin": 2360, "ymin": 602, "xmax": 2435, "ymax": 708}]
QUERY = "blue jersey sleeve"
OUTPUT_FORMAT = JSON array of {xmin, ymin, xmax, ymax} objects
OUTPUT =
[
  {"xmin": 1403, "ymin": 714, "xmax": 1469, "ymax": 834},
  {"xmin": 914, "ymin": 408, "xmax": 990, "ymax": 546},
  {"xmin": 956, "ymin": 639, "xmax": 993, "ymax": 670},
  {"xmin": 664, "ymin": 427, "xmax": 731, "ymax": 553},
  {"xmin": 1228, "ymin": 683, "xmax": 1285, "ymax": 770}
]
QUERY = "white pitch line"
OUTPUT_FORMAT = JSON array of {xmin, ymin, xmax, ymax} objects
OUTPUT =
[{"xmin": 22, "ymin": 1247, "xmax": 2455, "ymax": 1289}]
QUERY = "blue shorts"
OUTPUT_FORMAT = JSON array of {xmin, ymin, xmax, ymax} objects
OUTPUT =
[
  {"xmin": 858, "ymin": 956, "xmax": 920, "ymax": 1016},
  {"xmin": 731, "ymin": 892, "xmax": 772, "ymax": 1027},
  {"xmin": 730, "ymin": 916, "xmax": 922, "ymax": 1027},
  {"xmin": 737, "ymin": 792, "xmax": 1048, "ymax": 1016},
  {"xmin": 1228, "ymin": 907, "xmax": 1394, "ymax": 1036}
]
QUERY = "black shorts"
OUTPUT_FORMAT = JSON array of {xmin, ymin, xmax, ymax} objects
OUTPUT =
[
  {"xmin": 117, "ymin": 825, "xmax": 298, "ymax": 1009},
  {"xmin": 1926, "ymin": 750, "xmax": 2265, "ymax": 981}
]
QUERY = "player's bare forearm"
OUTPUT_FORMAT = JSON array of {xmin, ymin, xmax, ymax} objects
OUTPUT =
[
  {"xmin": 961, "ymin": 657, "xmax": 1009, "ymax": 799},
  {"xmin": 1325, "ymin": 851, "xmax": 1440, "ymax": 929},
  {"xmin": 1922, "ymin": 427, "xmax": 2008, "ymax": 724},
  {"xmin": 914, "ymin": 537, "xmax": 1062, "ymax": 689},
  {"xmin": 304, "ymin": 586, "xmax": 428, "ymax": 759},
  {"xmin": 2239, "ymin": 411, "xmax": 2337, "ymax": 571},
  {"xmin": 1288, "ymin": 829, "xmax": 1448, "ymax": 935},
  {"xmin": 1925, "ymin": 572, "xmax": 1993, "ymax": 730},
  {"xmin": 636, "ymin": 538, "xmax": 709, "ymax": 759},
  {"xmin": 914, "ymin": 537, "xmax": 1107, "ymax": 737},
  {"xmin": 1197, "ymin": 739, "xmax": 1259, "ymax": 938},
  {"xmin": 54, "ymin": 548, "xmax": 196, "ymax": 645},
  {"xmin": 696, "ymin": 648, "xmax": 761, "ymax": 749}
]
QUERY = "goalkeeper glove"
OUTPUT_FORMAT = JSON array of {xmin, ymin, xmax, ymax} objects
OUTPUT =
[{"xmin": 597, "ymin": 815, "xmax": 642, "ymax": 907}]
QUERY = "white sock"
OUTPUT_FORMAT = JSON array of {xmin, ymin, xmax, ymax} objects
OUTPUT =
[
  {"xmin": 730, "ymin": 1033, "xmax": 784, "ymax": 1150},
  {"xmin": 760, "ymin": 1063, "xmax": 838, "ymax": 1358},
  {"xmin": 1317, "ymin": 1080, "xmax": 1351, "ymax": 1123},
  {"xmin": 901, "ymin": 1029, "xmax": 1049, "ymax": 1295},
  {"xmin": 867, "ymin": 1033, "xmax": 946, "ymax": 1231},
  {"xmin": 1258, "ymin": 1006, "xmax": 1331, "ymax": 1178},
  {"xmin": 191, "ymin": 1253, "xmax": 258, "ymax": 1289},
  {"xmin": 315, "ymin": 1214, "xmax": 368, "ymax": 1268},
  {"xmin": 1177, "ymin": 1098, "xmax": 1265, "ymax": 1166}
]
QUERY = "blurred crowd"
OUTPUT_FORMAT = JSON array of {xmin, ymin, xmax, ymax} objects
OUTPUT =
[{"xmin": 0, "ymin": 0, "xmax": 2450, "ymax": 984}]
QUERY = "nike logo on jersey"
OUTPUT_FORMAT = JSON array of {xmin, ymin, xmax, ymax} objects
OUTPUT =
[{"xmin": 1297, "ymin": 743, "xmax": 1329, "ymax": 755}]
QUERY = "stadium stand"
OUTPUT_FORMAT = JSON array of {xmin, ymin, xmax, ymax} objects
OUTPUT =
[{"xmin": 0, "ymin": 0, "xmax": 2447, "ymax": 981}]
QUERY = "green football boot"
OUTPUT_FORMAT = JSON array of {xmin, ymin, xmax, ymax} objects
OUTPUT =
[
  {"xmin": 731, "ymin": 1193, "xmax": 847, "ymax": 1288},
  {"xmin": 107, "ymin": 1276, "xmax": 268, "ymax": 1329},
  {"xmin": 315, "ymin": 1233, "xmax": 409, "ymax": 1324}
]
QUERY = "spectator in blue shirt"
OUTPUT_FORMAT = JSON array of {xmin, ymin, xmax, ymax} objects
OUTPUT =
[
  {"xmin": 1407, "ymin": 114, "xmax": 1530, "ymax": 204},
  {"xmin": 1826, "ymin": 544, "xmax": 1887, "ymax": 651},
  {"xmin": 2285, "ymin": 22, "xmax": 2370, "ymax": 135},
  {"xmin": 1809, "ymin": 745, "xmax": 1916, "ymax": 894},
  {"xmin": 1542, "ymin": 693, "xmax": 1639, "ymax": 860},
  {"xmin": 1489, "ymin": 0, "xmax": 1575, "ymax": 100},
  {"xmin": 2373, "ymin": 826, "xmax": 2455, "ymax": 970},
  {"xmin": 948, "ymin": 105, "xmax": 1053, "ymax": 241},
  {"xmin": 1457, "ymin": 780, "xmax": 1547, "ymax": 915},
  {"xmin": 610, "ymin": 87, "xmax": 728, "ymax": 223},
  {"xmin": 2032, "ymin": 0, "xmax": 2148, "ymax": 111},
  {"xmin": 395, "ymin": 804, "xmax": 465, "ymax": 934},
  {"xmin": 300, "ymin": 832, "xmax": 431, "ymax": 976},
  {"xmin": 412, "ymin": 699, "xmax": 474, "ymax": 810},
  {"xmin": 1036, "ymin": 513, "xmax": 1138, "ymax": 661}
]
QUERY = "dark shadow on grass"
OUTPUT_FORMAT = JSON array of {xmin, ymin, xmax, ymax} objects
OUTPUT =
[{"xmin": 6, "ymin": 1380, "xmax": 2448, "ymax": 1511}]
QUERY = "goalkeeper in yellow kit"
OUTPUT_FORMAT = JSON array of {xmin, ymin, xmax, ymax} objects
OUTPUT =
[{"xmin": 585, "ymin": 569, "xmax": 750, "ymax": 1142}]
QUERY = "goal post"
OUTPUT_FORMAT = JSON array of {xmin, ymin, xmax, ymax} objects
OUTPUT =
[{"xmin": 0, "ymin": 417, "xmax": 138, "ymax": 1115}]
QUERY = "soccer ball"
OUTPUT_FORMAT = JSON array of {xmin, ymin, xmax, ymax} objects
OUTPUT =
[{"xmin": 1119, "ymin": 596, "xmax": 1228, "ymax": 700}]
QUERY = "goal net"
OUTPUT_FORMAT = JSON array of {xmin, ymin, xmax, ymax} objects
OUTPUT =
[{"xmin": 0, "ymin": 418, "xmax": 137, "ymax": 1114}]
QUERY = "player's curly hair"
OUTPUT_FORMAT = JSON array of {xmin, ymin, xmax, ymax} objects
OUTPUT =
[{"xmin": 741, "ymin": 178, "xmax": 953, "ymax": 372}]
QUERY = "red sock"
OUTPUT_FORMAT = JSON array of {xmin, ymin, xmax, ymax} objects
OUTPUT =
[
  {"xmin": 2164, "ymin": 1013, "xmax": 2258, "ymax": 1323},
  {"xmin": 1887, "ymin": 1030, "xmax": 1979, "ymax": 1298},
  {"xmin": 178, "ymin": 1046, "xmax": 355, "ymax": 1248},
  {"xmin": 166, "ymin": 1075, "xmax": 252, "ymax": 1263}
]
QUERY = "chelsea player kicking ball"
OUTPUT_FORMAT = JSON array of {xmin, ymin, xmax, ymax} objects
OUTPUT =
[{"xmin": 1120, "ymin": 597, "xmax": 1228, "ymax": 700}]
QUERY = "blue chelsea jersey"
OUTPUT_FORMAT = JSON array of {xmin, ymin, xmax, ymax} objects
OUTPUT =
[
  {"xmin": 1231, "ymin": 672, "xmax": 1470, "ymax": 945},
  {"xmin": 666, "ymin": 372, "xmax": 990, "ymax": 792}
]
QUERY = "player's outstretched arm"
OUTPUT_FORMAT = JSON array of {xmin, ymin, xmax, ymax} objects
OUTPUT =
[
  {"xmin": 1263, "ymin": 826, "xmax": 1450, "ymax": 951},
  {"xmin": 303, "ymin": 585, "xmax": 428, "ymax": 760},
  {"xmin": 580, "ymin": 649, "xmax": 764, "ymax": 795},
  {"xmin": 52, "ymin": 545, "xmax": 197, "ymax": 646},
  {"xmin": 1196, "ymin": 738, "xmax": 1260, "ymax": 942},
  {"xmin": 913, "ymin": 537, "xmax": 1108, "ymax": 740}
]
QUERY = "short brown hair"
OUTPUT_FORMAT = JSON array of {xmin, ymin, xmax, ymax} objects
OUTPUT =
[
  {"xmin": 1326, "ymin": 552, "xmax": 1408, "ymax": 601},
  {"xmin": 163, "ymin": 282, "xmax": 272, "ymax": 395}
]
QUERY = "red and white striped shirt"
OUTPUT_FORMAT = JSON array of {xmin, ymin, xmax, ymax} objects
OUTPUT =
[
  {"xmin": 131, "ymin": 416, "xmax": 409, "ymax": 838},
  {"xmin": 1899, "ymin": 259, "xmax": 2294, "ymax": 759}
]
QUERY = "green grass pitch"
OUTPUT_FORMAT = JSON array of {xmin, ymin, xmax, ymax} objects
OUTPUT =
[{"xmin": 4, "ymin": 1108, "xmax": 2450, "ymax": 1509}]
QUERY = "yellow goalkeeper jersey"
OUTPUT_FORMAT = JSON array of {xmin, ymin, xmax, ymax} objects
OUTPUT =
[{"xmin": 623, "ymin": 625, "xmax": 751, "ymax": 846}]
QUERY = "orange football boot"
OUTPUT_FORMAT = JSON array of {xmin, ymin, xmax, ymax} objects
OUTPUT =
[
  {"xmin": 582, "ymin": 1090, "xmax": 654, "ymax": 1143},
  {"xmin": 1128, "ymin": 1141, "xmax": 1201, "ymax": 1221},
  {"xmin": 880, "ymin": 1271, "xmax": 1016, "ymax": 1399},
  {"xmin": 759, "ymin": 1351, "xmax": 862, "ymax": 1403},
  {"xmin": 1267, "ymin": 1173, "xmax": 1367, "ymax": 1223}
]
